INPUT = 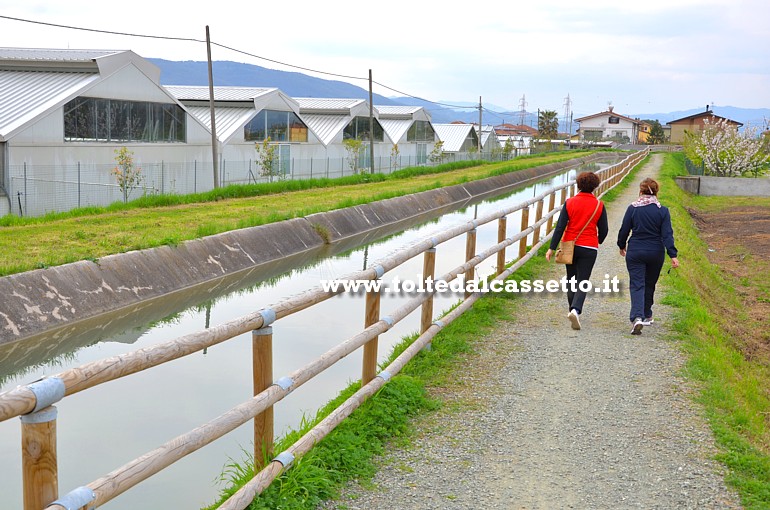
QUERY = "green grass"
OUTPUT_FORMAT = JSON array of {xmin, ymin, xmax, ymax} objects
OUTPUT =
[
  {"xmin": 0, "ymin": 151, "xmax": 601, "ymax": 277},
  {"xmin": 201, "ymin": 151, "xmax": 646, "ymax": 510},
  {"xmin": 657, "ymin": 152, "xmax": 770, "ymax": 508}
]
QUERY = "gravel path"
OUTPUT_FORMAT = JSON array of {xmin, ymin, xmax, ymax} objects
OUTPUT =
[{"xmin": 322, "ymin": 154, "xmax": 741, "ymax": 510}]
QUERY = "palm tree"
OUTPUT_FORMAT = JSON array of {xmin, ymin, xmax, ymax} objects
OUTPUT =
[{"xmin": 538, "ymin": 110, "xmax": 559, "ymax": 141}]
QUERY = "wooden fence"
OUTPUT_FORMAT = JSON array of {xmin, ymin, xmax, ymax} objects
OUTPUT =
[{"xmin": 0, "ymin": 149, "xmax": 649, "ymax": 510}]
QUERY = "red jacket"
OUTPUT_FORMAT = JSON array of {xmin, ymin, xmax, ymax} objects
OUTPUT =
[{"xmin": 564, "ymin": 193, "xmax": 605, "ymax": 248}]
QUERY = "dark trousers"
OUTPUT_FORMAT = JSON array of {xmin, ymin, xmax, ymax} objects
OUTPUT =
[
  {"xmin": 625, "ymin": 249, "xmax": 665, "ymax": 322},
  {"xmin": 565, "ymin": 246, "xmax": 598, "ymax": 315}
]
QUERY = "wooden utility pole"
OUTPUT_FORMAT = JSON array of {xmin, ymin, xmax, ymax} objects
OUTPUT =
[
  {"xmin": 369, "ymin": 69, "xmax": 375, "ymax": 174},
  {"xmin": 478, "ymin": 96, "xmax": 482, "ymax": 158},
  {"xmin": 206, "ymin": 26, "xmax": 219, "ymax": 188}
]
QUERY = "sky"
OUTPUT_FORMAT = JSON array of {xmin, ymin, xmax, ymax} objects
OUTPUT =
[{"xmin": 1, "ymin": 0, "xmax": 768, "ymax": 119}]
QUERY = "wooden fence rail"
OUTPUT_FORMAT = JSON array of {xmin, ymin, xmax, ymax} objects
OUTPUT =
[{"xmin": 0, "ymin": 149, "xmax": 648, "ymax": 510}]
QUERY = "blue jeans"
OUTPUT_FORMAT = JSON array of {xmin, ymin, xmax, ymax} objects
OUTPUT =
[
  {"xmin": 565, "ymin": 246, "xmax": 598, "ymax": 315},
  {"xmin": 625, "ymin": 249, "xmax": 665, "ymax": 322}
]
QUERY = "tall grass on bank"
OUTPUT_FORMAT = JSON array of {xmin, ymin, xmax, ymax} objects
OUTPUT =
[
  {"xmin": 658, "ymin": 152, "xmax": 770, "ymax": 508},
  {"xmin": 202, "ymin": 151, "xmax": 645, "ymax": 510}
]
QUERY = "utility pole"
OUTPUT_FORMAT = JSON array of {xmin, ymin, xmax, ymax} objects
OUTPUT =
[
  {"xmin": 206, "ymin": 26, "xmax": 219, "ymax": 188},
  {"xmin": 368, "ymin": 69, "xmax": 375, "ymax": 174},
  {"xmin": 478, "ymin": 96, "xmax": 482, "ymax": 159}
]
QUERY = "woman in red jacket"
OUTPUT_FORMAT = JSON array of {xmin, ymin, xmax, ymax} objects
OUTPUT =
[{"xmin": 546, "ymin": 172, "xmax": 608, "ymax": 330}]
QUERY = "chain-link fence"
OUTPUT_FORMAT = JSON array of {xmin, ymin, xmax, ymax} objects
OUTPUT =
[{"xmin": 3, "ymin": 149, "xmax": 543, "ymax": 218}]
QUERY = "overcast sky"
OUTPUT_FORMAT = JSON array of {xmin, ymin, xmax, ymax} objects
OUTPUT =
[{"xmin": 1, "ymin": 0, "xmax": 768, "ymax": 119}]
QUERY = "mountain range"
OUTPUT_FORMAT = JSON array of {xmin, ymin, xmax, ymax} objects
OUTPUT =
[{"xmin": 150, "ymin": 59, "xmax": 769, "ymax": 131}]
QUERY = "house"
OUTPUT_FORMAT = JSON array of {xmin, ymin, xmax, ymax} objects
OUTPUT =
[
  {"xmin": 0, "ymin": 47, "xmax": 213, "ymax": 217},
  {"xmin": 432, "ymin": 123, "xmax": 479, "ymax": 159},
  {"xmin": 493, "ymin": 124, "xmax": 534, "ymax": 156},
  {"xmin": 637, "ymin": 120, "xmax": 652, "ymax": 144},
  {"xmin": 375, "ymin": 105, "xmax": 437, "ymax": 167},
  {"xmin": 666, "ymin": 106, "xmax": 743, "ymax": 144},
  {"xmin": 574, "ymin": 107, "xmax": 643, "ymax": 144}
]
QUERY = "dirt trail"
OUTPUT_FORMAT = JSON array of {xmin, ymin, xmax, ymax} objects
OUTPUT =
[{"xmin": 324, "ymin": 154, "xmax": 741, "ymax": 510}]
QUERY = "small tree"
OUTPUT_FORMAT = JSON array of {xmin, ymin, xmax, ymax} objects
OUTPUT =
[
  {"xmin": 429, "ymin": 141, "xmax": 445, "ymax": 164},
  {"xmin": 343, "ymin": 138, "xmax": 365, "ymax": 174},
  {"xmin": 390, "ymin": 143, "xmax": 401, "ymax": 172},
  {"xmin": 684, "ymin": 118, "xmax": 769, "ymax": 177},
  {"xmin": 111, "ymin": 147, "xmax": 143, "ymax": 202},
  {"xmin": 502, "ymin": 137, "xmax": 516, "ymax": 160},
  {"xmin": 256, "ymin": 137, "xmax": 280, "ymax": 180}
]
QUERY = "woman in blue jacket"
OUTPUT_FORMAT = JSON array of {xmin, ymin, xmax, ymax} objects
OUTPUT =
[{"xmin": 617, "ymin": 178, "xmax": 679, "ymax": 335}]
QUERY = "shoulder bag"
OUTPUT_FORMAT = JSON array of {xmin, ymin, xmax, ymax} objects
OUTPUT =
[{"xmin": 555, "ymin": 201, "xmax": 601, "ymax": 264}]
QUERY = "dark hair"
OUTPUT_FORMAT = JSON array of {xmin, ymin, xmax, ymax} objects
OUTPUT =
[
  {"xmin": 639, "ymin": 178, "xmax": 659, "ymax": 196},
  {"xmin": 576, "ymin": 172, "xmax": 600, "ymax": 193}
]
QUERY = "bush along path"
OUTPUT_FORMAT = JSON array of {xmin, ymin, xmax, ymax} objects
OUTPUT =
[{"xmin": 323, "ymin": 154, "xmax": 741, "ymax": 509}]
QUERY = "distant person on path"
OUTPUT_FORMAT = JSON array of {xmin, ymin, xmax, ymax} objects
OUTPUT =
[
  {"xmin": 546, "ymin": 171, "xmax": 608, "ymax": 330},
  {"xmin": 617, "ymin": 177, "xmax": 679, "ymax": 335}
]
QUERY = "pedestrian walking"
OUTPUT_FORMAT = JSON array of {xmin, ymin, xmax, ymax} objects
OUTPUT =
[
  {"xmin": 546, "ymin": 171, "xmax": 608, "ymax": 330},
  {"xmin": 617, "ymin": 177, "xmax": 679, "ymax": 335}
]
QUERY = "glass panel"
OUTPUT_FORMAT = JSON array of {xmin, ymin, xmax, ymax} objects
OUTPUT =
[
  {"xmin": 110, "ymin": 101, "xmax": 130, "ymax": 141},
  {"xmin": 64, "ymin": 97, "xmax": 96, "ymax": 140},
  {"xmin": 266, "ymin": 110, "xmax": 288, "ymax": 142},
  {"xmin": 95, "ymin": 99, "xmax": 110, "ymax": 141},
  {"xmin": 288, "ymin": 112, "xmax": 308, "ymax": 142},
  {"xmin": 130, "ymin": 102, "xmax": 148, "ymax": 142},
  {"xmin": 245, "ymin": 111, "xmax": 267, "ymax": 141}
]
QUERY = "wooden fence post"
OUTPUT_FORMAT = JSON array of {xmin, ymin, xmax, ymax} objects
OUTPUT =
[
  {"xmin": 546, "ymin": 192, "xmax": 556, "ymax": 233},
  {"xmin": 252, "ymin": 327, "xmax": 274, "ymax": 469},
  {"xmin": 421, "ymin": 248, "xmax": 436, "ymax": 335},
  {"xmin": 496, "ymin": 217, "xmax": 507, "ymax": 275},
  {"xmin": 464, "ymin": 229, "xmax": 477, "ymax": 299},
  {"xmin": 532, "ymin": 199, "xmax": 544, "ymax": 246},
  {"xmin": 22, "ymin": 406, "xmax": 58, "ymax": 510},
  {"xmin": 362, "ymin": 287, "xmax": 381, "ymax": 385},
  {"xmin": 519, "ymin": 207, "xmax": 529, "ymax": 259}
]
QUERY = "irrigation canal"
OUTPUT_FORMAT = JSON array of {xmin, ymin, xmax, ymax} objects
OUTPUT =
[{"xmin": 0, "ymin": 156, "xmax": 623, "ymax": 509}]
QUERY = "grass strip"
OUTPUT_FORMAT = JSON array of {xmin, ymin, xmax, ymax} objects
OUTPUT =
[
  {"xmin": 0, "ymin": 151, "xmax": 603, "ymax": 277},
  {"xmin": 202, "ymin": 152, "xmax": 646, "ymax": 509},
  {"xmin": 658, "ymin": 152, "xmax": 770, "ymax": 508}
]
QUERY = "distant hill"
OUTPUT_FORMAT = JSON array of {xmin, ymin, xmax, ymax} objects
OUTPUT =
[
  {"xmin": 149, "ymin": 59, "xmax": 399, "ymax": 105},
  {"xmin": 150, "ymin": 59, "xmax": 768, "ymax": 131}
]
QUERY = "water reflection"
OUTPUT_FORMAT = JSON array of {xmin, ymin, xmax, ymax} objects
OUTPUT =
[{"xmin": 0, "ymin": 157, "xmax": 622, "ymax": 509}]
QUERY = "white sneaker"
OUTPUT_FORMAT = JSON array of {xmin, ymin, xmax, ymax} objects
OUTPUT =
[
  {"xmin": 568, "ymin": 309, "xmax": 581, "ymax": 330},
  {"xmin": 631, "ymin": 318, "xmax": 644, "ymax": 335},
  {"xmin": 642, "ymin": 317, "xmax": 654, "ymax": 326}
]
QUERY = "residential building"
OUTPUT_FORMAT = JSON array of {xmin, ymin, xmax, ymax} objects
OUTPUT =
[
  {"xmin": 666, "ymin": 106, "xmax": 743, "ymax": 144},
  {"xmin": 574, "ymin": 106, "xmax": 642, "ymax": 144}
]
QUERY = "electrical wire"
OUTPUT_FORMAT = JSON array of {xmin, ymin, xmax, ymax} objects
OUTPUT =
[{"xmin": 0, "ymin": 14, "xmax": 488, "ymax": 113}]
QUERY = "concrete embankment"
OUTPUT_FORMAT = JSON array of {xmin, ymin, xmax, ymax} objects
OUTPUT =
[{"xmin": 0, "ymin": 156, "xmax": 601, "ymax": 346}]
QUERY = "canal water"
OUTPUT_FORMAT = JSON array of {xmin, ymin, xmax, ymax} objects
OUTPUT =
[{"xmin": 0, "ymin": 158, "xmax": 619, "ymax": 509}]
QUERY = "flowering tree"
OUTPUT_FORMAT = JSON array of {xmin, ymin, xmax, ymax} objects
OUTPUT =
[
  {"xmin": 111, "ymin": 147, "xmax": 143, "ymax": 202},
  {"xmin": 684, "ymin": 118, "xmax": 770, "ymax": 177}
]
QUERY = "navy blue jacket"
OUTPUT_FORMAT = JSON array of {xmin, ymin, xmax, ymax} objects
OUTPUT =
[{"xmin": 617, "ymin": 203, "xmax": 678, "ymax": 258}]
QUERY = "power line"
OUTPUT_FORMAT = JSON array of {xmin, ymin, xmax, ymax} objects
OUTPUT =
[{"xmin": 0, "ymin": 14, "xmax": 479, "ymax": 111}]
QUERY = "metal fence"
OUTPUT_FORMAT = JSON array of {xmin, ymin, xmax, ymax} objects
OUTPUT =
[
  {"xmin": 4, "ymin": 150, "xmax": 541, "ymax": 218},
  {"xmin": 684, "ymin": 156, "xmax": 705, "ymax": 175}
]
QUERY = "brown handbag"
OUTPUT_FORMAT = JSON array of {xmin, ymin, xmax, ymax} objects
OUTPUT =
[{"xmin": 554, "ymin": 201, "xmax": 601, "ymax": 264}]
